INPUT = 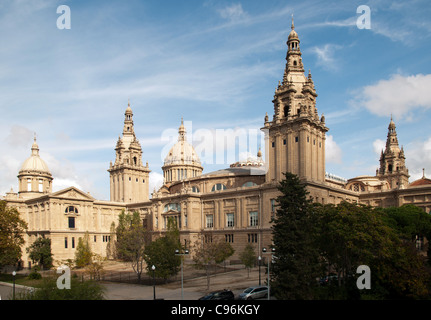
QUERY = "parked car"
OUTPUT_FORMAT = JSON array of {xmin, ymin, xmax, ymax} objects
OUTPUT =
[
  {"xmin": 198, "ymin": 289, "xmax": 235, "ymax": 300},
  {"xmin": 319, "ymin": 273, "xmax": 338, "ymax": 286},
  {"xmin": 238, "ymin": 286, "xmax": 268, "ymax": 300}
]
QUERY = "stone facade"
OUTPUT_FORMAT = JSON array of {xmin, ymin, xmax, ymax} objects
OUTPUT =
[{"xmin": 3, "ymin": 21, "xmax": 431, "ymax": 267}]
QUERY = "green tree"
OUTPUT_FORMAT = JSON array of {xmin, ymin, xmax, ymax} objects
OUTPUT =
[
  {"xmin": 192, "ymin": 233, "xmax": 234, "ymax": 290},
  {"xmin": 381, "ymin": 204, "xmax": 431, "ymax": 244},
  {"xmin": 74, "ymin": 232, "xmax": 92, "ymax": 268},
  {"xmin": 115, "ymin": 211, "xmax": 148, "ymax": 282},
  {"xmin": 26, "ymin": 237, "xmax": 53, "ymax": 270},
  {"xmin": 143, "ymin": 217, "xmax": 181, "ymax": 282},
  {"xmin": 16, "ymin": 277, "xmax": 105, "ymax": 300},
  {"xmin": 106, "ymin": 222, "xmax": 117, "ymax": 260},
  {"xmin": 0, "ymin": 201, "xmax": 28, "ymax": 270},
  {"xmin": 239, "ymin": 243, "xmax": 256, "ymax": 278},
  {"xmin": 315, "ymin": 201, "xmax": 431, "ymax": 299},
  {"xmin": 271, "ymin": 172, "xmax": 322, "ymax": 300}
]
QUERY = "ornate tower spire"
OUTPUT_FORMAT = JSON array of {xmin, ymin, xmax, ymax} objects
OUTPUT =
[
  {"xmin": 264, "ymin": 20, "xmax": 327, "ymax": 184},
  {"xmin": 108, "ymin": 100, "xmax": 151, "ymax": 203},
  {"xmin": 377, "ymin": 117, "xmax": 409, "ymax": 189}
]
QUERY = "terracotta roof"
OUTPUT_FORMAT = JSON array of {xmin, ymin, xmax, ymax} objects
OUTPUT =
[{"xmin": 409, "ymin": 178, "xmax": 431, "ymax": 187}]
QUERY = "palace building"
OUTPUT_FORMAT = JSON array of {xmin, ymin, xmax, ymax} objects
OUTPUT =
[{"xmin": 3, "ymin": 21, "xmax": 431, "ymax": 268}]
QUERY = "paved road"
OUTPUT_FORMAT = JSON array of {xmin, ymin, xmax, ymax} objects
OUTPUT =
[
  {"xmin": 103, "ymin": 268, "xmax": 263, "ymax": 300},
  {"xmin": 0, "ymin": 282, "xmax": 31, "ymax": 300}
]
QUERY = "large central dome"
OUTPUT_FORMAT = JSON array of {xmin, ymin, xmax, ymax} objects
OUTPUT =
[
  {"xmin": 163, "ymin": 119, "xmax": 201, "ymax": 166},
  {"xmin": 162, "ymin": 119, "xmax": 203, "ymax": 184}
]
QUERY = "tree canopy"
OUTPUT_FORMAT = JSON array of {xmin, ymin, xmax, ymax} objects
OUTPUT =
[
  {"xmin": 270, "ymin": 174, "xmax": 431, "ymax": 300},
  {"xmin": 0, "ymin": 201, "xmax": 27, "ymax": 270}
]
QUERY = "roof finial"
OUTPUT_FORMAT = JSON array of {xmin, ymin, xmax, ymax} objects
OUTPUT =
[
  {"xmin": 423, "ymin": 168, "xmax": 426, "ymax": 178},
  {"xmin": 291, "ymin": 13, "xmax": 294, "ymax": 30}
]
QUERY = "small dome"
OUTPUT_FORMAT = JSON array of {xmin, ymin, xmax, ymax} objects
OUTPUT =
[
  {"xmin": 288, "ymin": 29, "xmax": 298, "ymax": 40},
  {"xmin": 19, "ymin": 137, "xmax": 51, "ymax": 175}
]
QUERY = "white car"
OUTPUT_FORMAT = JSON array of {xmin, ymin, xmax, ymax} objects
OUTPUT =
[{"xmin": 238, "ymin": 286, "xmax": 268, "ymax": 300}]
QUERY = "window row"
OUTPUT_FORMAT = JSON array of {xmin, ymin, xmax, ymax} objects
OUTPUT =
[
  {"xmin": 225, "ymin": 233, "xmax": 259, "ymax": 243},
  {"xmin": 165, "ymin": 168, "xmax": 200, "ymax": 182},
  {"xmin": 205, "ymin": 211, "xmax": 259, "ymax": 228},
  {"xmin": 211, "ymin": 182, "xmax": 257, "ymax": 192},
  {"xmin": 64, "ymin": 235, "xmax": 111, "ymax": 248},
  {"xmin": 271, "ymin": 137, "xmax": 322, "ymax": 147},
  {"xmin": 26, "ymin": 179, "xmax": 48, "ymax": 192}
]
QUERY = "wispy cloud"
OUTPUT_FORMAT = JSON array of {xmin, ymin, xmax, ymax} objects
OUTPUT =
[
  {"xmin": 309, "ymin": 44, "xmax": 343, "ymax": 71},
  {"xmin": 353, "ymin": 73, "xmax": 431, "ymax": 120}
]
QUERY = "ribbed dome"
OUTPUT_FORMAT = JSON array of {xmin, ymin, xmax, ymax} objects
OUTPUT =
[
  {"xmin": 19, "ymin": 137, "xmax": 51, "ymax": 175},
  {"xmin": 164, "ymin": 140, "xmax": 201, "ymax": 166},
  {"xmin": 163, "ymin": 119, "xmax": 201, "ymax": 166}
]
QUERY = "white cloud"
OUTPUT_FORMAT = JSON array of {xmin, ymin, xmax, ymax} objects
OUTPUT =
[
  {"xmin": 149, "ymin": 171, "xmax": 164, "ymax": 194},
  {"xmin": 405, "ymin": 136, "xmax": 431, "ymax": 182},
  {"xmin": 325, "ymin": 135, "xmax": 342, "ymax": 164},
  {"xmin": 309, "ymin": 44, "xmax": 342, "ymax": 71},
  {"xmin": 355, "ymin": 73, "xmax": 431, "ymax": 119},
  {"xmin": 373, "ymin": 139, "xmax": 386, "ymax": 156},
  {"xmin": 218, "ymin": 4, "xmax": 247, "ymax": 22}
]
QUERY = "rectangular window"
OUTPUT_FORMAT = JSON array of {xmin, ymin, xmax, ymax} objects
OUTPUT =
[
  {"xmin": 283, "ymin": 139, "xmax": 286, "ymax": 145},
  {"xmin": 94, "ymin": 235, "xmax": 97, "ymax": 242},
  {"xmin": 206, "ymin": 215, "xmax": 214, "ymax": 228},
  {"xmin": 38, "ymin": 180, "xmax": 43, "ymax": 192},
  {"xmin": 68, "ymin": 217, "xmax": 75, "ymax": 229},
  {"xmin": 27, "ymin": 179, "xmax": 32, "ymax": 191},
  {"xmin": 249, "ymin": 211, "xmax": 258, "ymax": 226},
  {"xmin": 225, "ymin": 234, "xmax": 234, "ymax": 243},
  {"xmin": 226, "ymin": 213, "xmax": 234, "ymax": 227},
  {"xmin": 271, "ymin": 199, "xmax": 276, "ymax": 213},
  {"xmin": 205, "ymin": 234, "xmax": 213, "ymax": 243},
  {"xmin": 248, "ymin": 233, "xmax": 258, "ymax": 243},
  {"xmin": 295, "ymin": 137, "xmax": 299, "ymax": 142},
  {"xmin": 272, "ymin": 141, "xmax": 275, "ymax": 147},
  {"xmin": 65, "ymin": 237, "xmax": 68, "ymax": 249},
  {"xmin": 72, "ymin": 237, "xmax": 75, "ymax": 249}
]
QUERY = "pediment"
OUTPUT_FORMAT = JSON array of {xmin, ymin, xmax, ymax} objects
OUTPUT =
[{"xmin": 50, "ymin": 186, "xmax": 95, "ymax": 201}]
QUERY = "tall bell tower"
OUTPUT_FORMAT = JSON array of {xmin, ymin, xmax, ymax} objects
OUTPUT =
[
  {"xmin": 108, "ymin": 101, "xmax": 150, "ymax": 203},
  {"xmin": 377, "ymin": 117, "xmax": 409, "ymax": 189},
  {"xmin": 263, "ymin": 17, "xmax": 328, "ymax": 183}
]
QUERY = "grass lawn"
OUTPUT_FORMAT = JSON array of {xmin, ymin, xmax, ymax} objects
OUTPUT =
[{"xmin": 0, "ymin": 273, "xmax": 49, "ymax": 288}]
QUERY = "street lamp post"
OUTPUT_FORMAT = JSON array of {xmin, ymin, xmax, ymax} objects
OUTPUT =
[
  {"xmin": 175, "ymin": 249, "xmax": 189, "ymax": 300},
  {"xmin": 12, "ymin": 271, "xmax": 16, "ymax": 300},
  {"xmin": 151, "ymin": 265, "xmax": 156, "ymax": 300},
  {"xmin": 258, "ymin": 256, "xmax": 262, "ymax": 286},
  {"xmin": 262, "ymin": 247, "xmax": 275, "ymax": 300}
]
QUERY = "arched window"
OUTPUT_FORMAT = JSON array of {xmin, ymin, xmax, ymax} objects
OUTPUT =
[
  {"xmin": 191, "ymin": 186, "xmax": 200, "ymax": 193},
  {"xmin": 65, "ymin": 206, "xmax": 78, "ymax": 214},
  {"xmin": 211, "ymin": 183, "xmax": 227, "ymax": 192},
  {"xmin": 163, "ymin": 203, "xmax": 181, "ymax": 212},
  {"xmin": 242, "ymin": 182, "xmax": 257, "ymax": 188}
]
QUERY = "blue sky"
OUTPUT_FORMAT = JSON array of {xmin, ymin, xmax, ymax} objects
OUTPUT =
[{"xmin": 1, "ymin": 0, "xmax": 430, "ymax": 200}]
